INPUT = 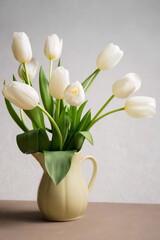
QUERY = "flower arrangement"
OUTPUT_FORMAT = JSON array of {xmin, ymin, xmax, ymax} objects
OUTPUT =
[{"xmin": 2, "ymin": 32, "xmax": 156, "ymax": 186}]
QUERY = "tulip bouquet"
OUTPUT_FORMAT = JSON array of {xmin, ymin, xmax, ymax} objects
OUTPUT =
[{"xmin": 2, "ymin": 32, "xmax": 156, "ymax": 185}]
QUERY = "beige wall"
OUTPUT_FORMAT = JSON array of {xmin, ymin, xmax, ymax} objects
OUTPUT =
[{"xmin": 0, "ymin": 0, "xmax": 160, "ymax": 203}]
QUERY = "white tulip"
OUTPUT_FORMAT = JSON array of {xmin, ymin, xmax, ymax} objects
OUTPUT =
[
  {"xmin": 124, "ymin": 96, "xmax": 156, "ymax": 118},
  {"xmin": 18, "ymin": 58, "xmax": 39, "ymax": 80},
  {"xmin": 64, "ymin": 81, "xmax": 85, "ymax": 106},
  {"xmin": 11, "ymin": 32, "xmax": 32, "ymax": 63},
  {"xmin": 112, "ymin": 73, "xmax": 141, "ymax": 99},
  {"xmin": 96, "ymin": 43, "xmax": 123, "ymax": 71},
  {"xmin": 49, "ymin": 66, "xmax": 70, "ymax": 99},
  {"xmin": 44, "ymin": 34, "xmax": 63, "ymax": 60},
  {"xmin": 2, "ymin": 82, "xmax": 39, "ymax": 110}
]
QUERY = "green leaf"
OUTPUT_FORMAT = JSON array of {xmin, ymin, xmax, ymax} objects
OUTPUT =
[
  {"xmin": 73, "ymin": 135, "xmax": 84, "ymax": 151},
  {"xmin": 21, "ymin": 69, "xmax": 28, "ymax": 84},
  {"xmin": 64, "ymin": 110, "xmax": 91, "ymax": 150},
  {"xmin": 4, "ymin": 98, "xmax": 28, "ymax": 132},
  {"xmin": 58, "ymin": 108, "xmax": 71, "ymax": 144},
  {"xmin": 24, "ymin": 107, "xmax": 45, "ymax": 130},
  {"xmin": 73, "ymin": 131, "xmax": 93, "ymax": 151},
  {"xmin": 52, "ymin": 101, "xmax": 56, "ymax": 120},
  {"xmin": 77, "ymin": 109, "xmax": 91, "ymax": 131},
  {"xmin": 44, "ymin": 150, "xmax": 75, "ymax": 186},
  {"xmin": 17, "ymin": 129, "xmax": 51, "ymax": 154},
  {"xmin": 70, "ymin": 106, "xmax": 75, "ymax": 118},
  {"xmin": 32, "ymin": 121, "xmax": 38, "ymax": 129},
  {"xmin": 39, "ymin": 66, "xmax": 53, "ymax": 116},
  {"xmin": 76, "ymin": 101, "xmax": 88, "ymax": 128},
  {"xmin": 13, "ymin": 74, "xmax": 17, "ymax": 81},
  {"xmin": 67, "ymin": 107, "xmax": 72, "ymax": 123},
  {"xmin": 52, "ymin": 108, "xmax": 71, "ymax": 150},
  {"xmin": 58, "ymin": 58, "xmax": 62, "ymax": 67},
  {"xmin": 75, "ymin": 131, "xmax": 93, "ymax": 145},
  {"xmin": 60, "ymin": 99, "xmax": 67, "ymax": 114}
]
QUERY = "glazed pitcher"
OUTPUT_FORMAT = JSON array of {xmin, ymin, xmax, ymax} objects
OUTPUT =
[{"xmin": 32, "ymin": 151, "xmax": 97, "ymax": 221}]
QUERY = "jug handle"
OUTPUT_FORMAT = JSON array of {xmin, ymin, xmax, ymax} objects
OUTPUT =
[{"xmin": 81, "ymin": 155, "xmax": 97, "ymax": 193}]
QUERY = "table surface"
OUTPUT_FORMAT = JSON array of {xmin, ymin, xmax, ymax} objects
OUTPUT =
[{"xmin": 0, "ymin": 201, "xmax": 160, "ymax": 240}]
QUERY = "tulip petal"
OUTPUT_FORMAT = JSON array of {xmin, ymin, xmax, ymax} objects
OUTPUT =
[
  {"xmin": 49, "ymin": 66, "xmax": 70, "ymax": 99},
  {"xmin": 64, "ymin": 81, "xmax": 85, "ymax": 106},
  {"xmin": 44, "ymin": 34, "xmax": 63, "ymax": 60},
  {"xmin": 112, "ymin": 73, "xmax": 141, "ymax": 98},
  {"xmin": 125, "ymin": 96, "xmax": 156, "ymax": 118},
  {"xmin": 12, "ymin": 32, "xmax": 32, "ymax": 63},
  {"xmin": 96, "ymin": 43, "xmax": 123, "ymax": 71}
]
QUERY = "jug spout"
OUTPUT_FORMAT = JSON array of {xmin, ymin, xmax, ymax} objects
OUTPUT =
[{"xmin": 32, "ymin": 152, "xmax": 46, "ymax": 172}]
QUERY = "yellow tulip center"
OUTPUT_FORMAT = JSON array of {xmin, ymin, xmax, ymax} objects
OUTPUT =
[{"xmin": 72, "ymin": 89, "xmax": 78, "ymax": 94}]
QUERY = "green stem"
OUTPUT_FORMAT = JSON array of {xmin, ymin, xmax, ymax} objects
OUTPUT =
[
  {"xmin": 23, "ymin": 63, "xmax": 31, "ymax": 86},
  {"xmin": 91, "ymin": 95, "xmax": 115, "ymax": 123},
  {"xmin": 20, "ymin": 109, "xmax": 29, "ymax": 131},
  {"xmin": 49, "ymin": 59, "xmax": 53, "ymax": 80},
  {"xmin": 82, "ymin": 69, "xmax": 99, "ymax": 89},
  {"xmin": 87, "ymin": 107, "xmax": 125, "ymax": 130},
  {"xmin": 85, "ymin": 69, "xmax": 100, "ymax": 93},
  {"xmin": 72, "ymin": 106, "xmax": 77, "ymax": 130},
  {"xmin": 56, "ymin": 99, "xmax": 61, "ymax": 122},
  {"xmin": 37, "ymin": 104, "xmax": 63, "ymax": 150}
]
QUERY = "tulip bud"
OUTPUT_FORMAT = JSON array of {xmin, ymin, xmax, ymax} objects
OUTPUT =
[
  {"xmin": 124, "ymin": 96, "xmax": 156, "ymax": 118},
  {"xmin": 11, "ymin": 32, "xmax": 32, "ymax": 63},
  {"xmin": 18, "ymin": 58, "xmax": 39, "ymax": 80},
  {"xmin": 64, "ymin": 81, "xmax": 85, "ymax": 106},
  {"xmin": 2, "ymin": 82, "xmax": 39, "ymax": 110},
  {"xmin": 49, "ymin": 66, "xmax": 70, "ymax": 99},
  {"xmin": 112, "ymin": 73, "xmax": 141, "ymax": 99},
  {"xmin": 96, "ymin": 43, "xmax": 123, "ymax": 71},
  {"xmin": 44, "ymin": 34, "xmax": 63, "ymax": 60}
]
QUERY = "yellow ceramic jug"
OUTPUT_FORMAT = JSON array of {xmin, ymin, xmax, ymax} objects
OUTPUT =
[{"xmin": 33, "ymin": 151, "xmax": 97, "ymax": 221}]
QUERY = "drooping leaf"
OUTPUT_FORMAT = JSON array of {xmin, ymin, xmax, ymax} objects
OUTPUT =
[
  {"xmin": 76, "ymin": 100, "xmax": 88, "ymax": 128},
  {"xmin": 39, "ymin": 66, "xmax": 53, "ymax": 116},
  {"xmin": 4, "ymin": 98, "xmax": 28, "ymax": 132},
  {"xmin": 73, "ymin": 131, "xmax": 93, "ymax": 151},
  {"xmin": 24, "ymin": 107, "xmax": 45, "ymax": 130},
  {"xmin": 44, "ymin": 150, "xmax": 75, "ymax": 186},
  {"xmin": 75, "ymin": 131, "xmax": 93, "ymax": 145},
  {"xmin": 17, "ymin": 129, "xmax": 51, "ymax": 154}
]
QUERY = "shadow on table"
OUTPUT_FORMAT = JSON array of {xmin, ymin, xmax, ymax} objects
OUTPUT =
[{"xmin": 0, "ymin": 209, "xmax": 46, "ymax": 226}]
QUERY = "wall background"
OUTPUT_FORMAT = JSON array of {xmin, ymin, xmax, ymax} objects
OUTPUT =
[{"xmin": 0, "ymin": 0, "xmax": 159, "ymax": 203}]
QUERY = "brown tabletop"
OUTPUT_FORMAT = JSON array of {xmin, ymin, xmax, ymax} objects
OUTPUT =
[{"xmin": 0, "ymin": 201, "xmax": 160, "ymax": 240}]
